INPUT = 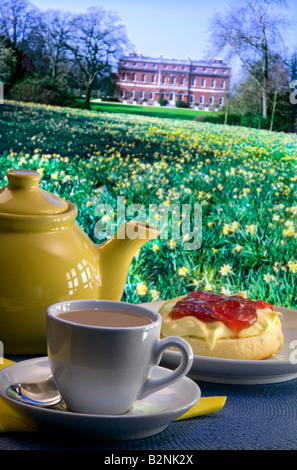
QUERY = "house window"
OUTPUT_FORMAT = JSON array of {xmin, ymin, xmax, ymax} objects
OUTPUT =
[
  {"xmin": 211, "ymin": 79, "xmax": 215, "ymax": 88},
  {"xmin": 132, "ymin": 73, "xmax": 136, "ymax": 81},
  {"xmin": 121, "ymin": 89, "xmax": 125, "ymax": 98},
  {"xmin": 219, "ymin": 97, "xmax": 224, "ymax": 106},
  {"xmin": 151, "ymin": 75, "xmax": 155, "ymax": 83},
  {"xmin": 180, "ymin": 76, "xmax": 185, "ymax": 85},
  {"xmin": 149, "ymin": 91, "xmax": 154, "ymax": 100},
  {"xmin": 199, "ymin": 95, "xmax": 204, "ymax": 104},
  {"xmin": 178, "ymin": 92, "xmax": 183, "ymax": 100},
  {"xmin": 221, "ymin": 80, "xmax": 225, "ymax": 89},
  {"xmin": 122, "ymin": 73, "xmax": 126, "ymax": 81},
  {"xmin": 213, "ymin": 68, "xmax": 216, "ymax": 73},
  {"xmin": 169, "ymin": 92, "xmax": 174, "ymax": 101},
  {"xmin": 209, "ymin": 96, "xmax": 214, "ymax": 105},
  {"xmin": 190, "ymin": 94, "xmax": 194, "ymax": 103},
  {"xmin": 139, "ymin": 90, "xmax": 144, "ymax": 99},
  {"xmin": 191, "ymin": 77, "xmax": 195, "ymax": 86},
  {"xmin": 162, "ymin": 75, "xmax": 166, "ymax": 84},
  {"xmin": 141, "ymin": 74, "xmax": 146, "ymax": 82},
  {"xmin": 201, "ymin": 78, "xmax": 206, "ymax": 87},
  {"xmin": 171, "ymin": 76, "xmax": 175, "ymax": 85},
  {"xmin": 130, "ymin": 90, "xmax": 134, "ymax": 98}
]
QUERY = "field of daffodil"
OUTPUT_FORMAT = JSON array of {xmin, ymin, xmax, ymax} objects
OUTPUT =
[{"xmin": 1, "ymin": 101, "xmax": 297, "ymax": 308}]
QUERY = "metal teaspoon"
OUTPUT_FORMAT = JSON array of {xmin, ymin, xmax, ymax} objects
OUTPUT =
[{"xmin": 6, "ymin": 376, "xmax": 62, "ymax": 407}]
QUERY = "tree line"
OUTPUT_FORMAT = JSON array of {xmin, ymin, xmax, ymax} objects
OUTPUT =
[
  {"xmin": 0, "ymin": 0, "xmax": 296, "ymax": 132},
  {"xmin": 207, "ymin": 0, "xmax": 297, "ymax": 132},
  {"xmin": 0, "ymin": 0, "xmax": 131, "ymax": 109}
]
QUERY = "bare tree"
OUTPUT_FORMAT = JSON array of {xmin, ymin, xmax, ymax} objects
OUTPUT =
[
  {"xmin": 65, "ymin": 7, "xmax": 131, "ymax": 109},
  {"xmin": 39, "ymin": 9, "xmax": 71, "ymax": 81},
  {"xmin": 0, "ymin": 0, "xmax": 45, "ymax": 81},
  {"xmin": 0, "ymin": 37, "xmax": 17, "ymax": 84},
  {"xmin": 208, "ymin": 0, "xmax": 290, "ymax": 118},
  {"xmin": 267, "ymin": 56, "xmax": 290, "ymax": 130},
  {"xmin": 0, "ymin": 0, "xmax": 40, "ymax": 49}
]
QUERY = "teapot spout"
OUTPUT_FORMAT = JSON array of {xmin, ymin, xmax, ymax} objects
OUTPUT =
[{"xmin": 96, "ymin": 220, "xmax": 160, "ymax": 301}]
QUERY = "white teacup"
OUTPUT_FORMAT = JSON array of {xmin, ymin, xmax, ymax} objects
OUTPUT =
[{"xmin": 46, "ymin": 299, "xmax": 193, "ymax": 415}]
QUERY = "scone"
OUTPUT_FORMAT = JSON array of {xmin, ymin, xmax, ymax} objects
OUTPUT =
[{"xmin": 159, "ymin": 290, "xmax": 284, "ymax": 360}]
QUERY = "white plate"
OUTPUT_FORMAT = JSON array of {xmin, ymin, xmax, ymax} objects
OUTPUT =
[
  {"xmin": 0, "ymin": 357, "xmax": 200, "ymax": 441},
  {"xmin": 143, "ymin": 302, "xmax": 297, "ymax": 385}
]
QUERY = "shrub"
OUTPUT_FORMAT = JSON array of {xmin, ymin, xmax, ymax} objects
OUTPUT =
[
  {"xmin": 158, "ymin": 98, "xmax": 168, "ymax": 106},
  {"xmin": 175, "ymin": 100, "xmax": 189, "ymax": 108},
  {"xmin": 194, "ymin": 113, "xmax": 242, "ymax": 126},
  {"xmin": 240, "ymin": 113, "xmax": 269, "ymax": 130},
  {"xmin": 99, "ymin": 97, "xmax": 120, "ymax": 102},
  {"xmin": 8, "ymin": 76, "xmax": 69, "ymax": 106}
]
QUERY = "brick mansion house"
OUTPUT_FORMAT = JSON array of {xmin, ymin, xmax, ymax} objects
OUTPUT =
[{"xmin": 115, "ymin": 53, "xmax": 231, "ymax": 109}]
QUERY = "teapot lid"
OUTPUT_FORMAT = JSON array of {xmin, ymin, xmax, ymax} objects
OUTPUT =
[{"xmin": 0, "ymin": 169, "xmax": 69, "ymax": 215}]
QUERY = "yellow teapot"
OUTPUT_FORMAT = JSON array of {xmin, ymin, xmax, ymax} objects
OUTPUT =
[{"xmin": 0, "ymin": 169, "xmax": 160, "ymax": 354}]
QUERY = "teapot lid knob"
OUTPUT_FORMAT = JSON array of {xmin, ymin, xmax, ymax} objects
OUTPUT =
[
  {"xmin": 0, "ymin": 169, "xmax": 69, "ymax": 215},
  {"xmin": 7, "ymin": 169, "xmax": 41, "ymax": 189}
]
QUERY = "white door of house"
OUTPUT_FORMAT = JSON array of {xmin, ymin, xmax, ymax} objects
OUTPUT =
[{"xmin": 169, "ymin": 92, "xmax": 175, "ymax": 105}]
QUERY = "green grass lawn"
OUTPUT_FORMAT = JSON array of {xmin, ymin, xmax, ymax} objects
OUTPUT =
[
  {"xmin": 1, "ymin": 100, "xmax": 297, "ymax": 307},
  {"xmin": 87, "ymin": 99, "xmax": 220, "ymax": 121}
]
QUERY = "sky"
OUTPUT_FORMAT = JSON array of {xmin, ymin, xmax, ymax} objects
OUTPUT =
[
  {"xmin": 32, "ymin": 0, "xmax": 297, "ymax": 81},
  {"xmin": 32, "ymin": 0, "xmax": 230, "ymax": 60}
]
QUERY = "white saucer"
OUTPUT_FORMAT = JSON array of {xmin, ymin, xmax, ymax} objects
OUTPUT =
[
  {"xmin": 0, "ymin": 357, "xmax": 200, "ymax": 441},
  {"xmin": 143, "ymin": 302, "xmax": 297, "ymax": 385}
]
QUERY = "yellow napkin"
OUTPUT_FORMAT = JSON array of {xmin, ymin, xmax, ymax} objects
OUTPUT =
[
  {"xmin": 0, "ymin": 358, "xmax": 226, "ymax": 431},
  {"xmin": 175, "ymin": 396, "xmax": 227, "ymax": 420},
  {"xmin": 0, "ymin": 359, "xmax": 40, "ymax": 432}
]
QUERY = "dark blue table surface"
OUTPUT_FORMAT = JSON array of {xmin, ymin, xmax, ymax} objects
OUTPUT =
[{"xmin": 1, "ymin": 355, "xmax": 297, "ymax": 451}]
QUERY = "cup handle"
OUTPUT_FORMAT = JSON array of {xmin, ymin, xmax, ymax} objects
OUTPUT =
[{"xmin": 138, "ymin": 336, "xmax": 193, "ymax": 400}]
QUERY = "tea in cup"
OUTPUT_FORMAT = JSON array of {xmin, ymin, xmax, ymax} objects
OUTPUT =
[{"xmin": 46, "ymin": 300, "xmax": 193, "ymax": 415}]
